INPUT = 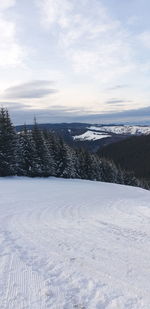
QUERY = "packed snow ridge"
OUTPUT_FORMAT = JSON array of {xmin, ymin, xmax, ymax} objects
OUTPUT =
[{"xmin": 0, "ymin": 177, "xmax": 150, "ymax": 308}]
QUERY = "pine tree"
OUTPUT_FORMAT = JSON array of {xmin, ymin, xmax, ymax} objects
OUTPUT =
[
  {"xmin": 76, "ymin": 148, "xmax": 86, "ymax": 179},
  {"xmin": 100, "ymin": 159, "xmax": 119, "ymax": 183},
  {"xmin": 0, "ymin": 108, "xmax": 17, "ymax": 176},
  {"xmin": 17, "ymin": 125, "xmax": 39, "ymax": 176},
  {"xmin": 61, "ymin": 144, "xmax": 77, "ymax": 178},
  {"xmin": 32, "ymin": 120, "xmax": 55, "ymax": 176},
  {"xmin": 42, "ymin": 130, "xmax": 56, "ymax": 176},
  {"xmin": 79, "ymin": 150, "xmax": 95, "ymax": 180}
]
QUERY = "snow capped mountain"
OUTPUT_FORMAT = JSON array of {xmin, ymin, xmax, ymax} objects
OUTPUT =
[
  {"xmin": 73, "ymin": 125, "xmax": 150, "ymax": 142},
  {"xmin": 16, "ymin": 122, "xmax": 150, "ymax": 144},
  {"xmin": 0, "ymin": 177, "xmax": 150, "ymax": 308},
  {"xmin": 89, "ymin": 125, "xmax": 150, "ymax": 136}
]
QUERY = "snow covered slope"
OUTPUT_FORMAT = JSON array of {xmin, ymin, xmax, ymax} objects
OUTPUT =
[
  {"xmin": 89, "ymin": 125, "xmax": 150, "ymax": 135},
  {"xmin": 73, "ymin": 130, "xmax": 111, "ymax": 141},
  {"xmin": 73, "ymin": 125, "xmax": 150, "ymax": 142},
  {"xmin": 0, "ymin": 177, "xmax": 150, "ymax": 308}
]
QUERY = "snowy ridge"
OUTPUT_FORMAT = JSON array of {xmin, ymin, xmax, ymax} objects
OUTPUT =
[
  {"xmin": 0, "ymin": 177, "xmax": 150, "ymax": 308},
  {"xmin": 73, "ymin": 130, "xmax": 111, "ymax": 141},
  {"xmin": 73, "ymin": 125, "xmax": 150, "ymax": 142},
  {"xmin": 89, "ymin": 125, "xmax": 150, "ymax": 135}
]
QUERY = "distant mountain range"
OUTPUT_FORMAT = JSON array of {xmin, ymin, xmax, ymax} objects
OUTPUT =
[
  {"xmin": 16, "ymin": 123, "xmax": 150, "ymax": 152},
  {"xmin": 16, "ymin": 122, "xmax": 150, "ymax": 183}
]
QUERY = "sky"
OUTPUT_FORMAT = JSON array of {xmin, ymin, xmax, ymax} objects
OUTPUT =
[{"xmin": 0, "ymin": 0, "xmax": 150, "ymax": 124}]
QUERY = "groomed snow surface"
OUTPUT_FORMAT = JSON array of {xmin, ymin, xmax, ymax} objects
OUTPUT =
[{"xmin": 0, "ymin": 178, "xmax": 150, "ymax": 309}]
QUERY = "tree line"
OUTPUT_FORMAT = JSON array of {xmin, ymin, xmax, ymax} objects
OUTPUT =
[{"xmin": 0, "ymin": 107, "xmax": 148, "ymax": 189}]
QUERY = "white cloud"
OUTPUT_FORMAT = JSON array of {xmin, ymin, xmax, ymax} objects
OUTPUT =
[
  {"xmin": 138, "ymin": 31, "xmax": 150, "ymax": 49},
  {"xmin": 38, "ymin": 0, "xmax": 72, "ymax": 28},
  {"xmin": 37, "ymin": 0, "xmax": 136, "ymax": 84},
  {"xmin": 0, "ymin": 0, "xmax": 16, "ymax": 10},
  {"xmin": 0, "ymin": 1, "xmax": 25, "ymax": 67}
]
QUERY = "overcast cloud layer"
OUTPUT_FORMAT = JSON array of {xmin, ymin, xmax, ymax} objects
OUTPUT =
[{"xmin": 0, "ymin": 0, "xmax": 150, "ymax": 124}]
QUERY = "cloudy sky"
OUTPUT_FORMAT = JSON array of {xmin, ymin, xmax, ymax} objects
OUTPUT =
[{"xmin": 0, "ymin": 0, "xmax": 150, "ymax": 124}]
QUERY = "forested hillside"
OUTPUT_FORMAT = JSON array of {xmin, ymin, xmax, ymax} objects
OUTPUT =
[
  {"xmin": 99, "ymin": 135, "xmax": 150, "ymax": 183},
  {"xmin": 0, "ymin": 107, "xmax": 148, "ymax": 189}
]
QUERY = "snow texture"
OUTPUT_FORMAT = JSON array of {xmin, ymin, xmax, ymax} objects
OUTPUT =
[
  {"xmin": 73, "ymin": 131, "xmax": 111, "ymax": 141},
  {"xmin": 0, "ymin": 177, "xmax": 150, "ymax": 308}
]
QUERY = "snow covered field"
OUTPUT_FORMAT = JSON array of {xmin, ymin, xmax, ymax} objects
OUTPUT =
[{"xmin": 0, "ymin": 177, "xmax": 150, "ymax": 308}]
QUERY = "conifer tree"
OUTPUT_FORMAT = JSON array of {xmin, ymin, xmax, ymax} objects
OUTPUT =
[
  {"xmin": 32, "ymin": 119, "xmax": 55, "ymax": 176},
  {"xmin": 42, "ymin": 130, "xmax": 56, "ymax": 176},
  {"xmin": 61, "ymin": 144, "xmax": 77, "ymax": 178},
  {"xmin": 100, "ymin": 159, "xmax": 119, "ymax": 183},
  {"xmin": 17, "ymin": 125, "xmax": 39, "ymax": 176},
  {"xmin": 0, "ymin": 108, "xmax": 17, "ymax": 176}
]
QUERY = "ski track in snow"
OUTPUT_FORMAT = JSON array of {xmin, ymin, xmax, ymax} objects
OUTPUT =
[{"xmin": 0, "ymin": 177, "xmax": 150, "ymax": 308}]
